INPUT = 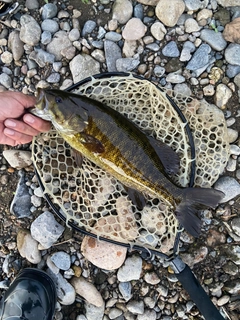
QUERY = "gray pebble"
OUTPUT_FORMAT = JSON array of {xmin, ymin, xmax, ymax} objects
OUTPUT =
[
  {"xmin": 214, "ymin": 176, "xmax": 240, "ymax": 203},
  {"xmin": 51, "ymin": 251, "xmax": 71, "ymax": 271},
  {"xmin": 29, "ymin": 48, "xmax": 55, "ymax": 67},
  {"xmin": 226, "ymin": 64, "xmax": 240, "ymax": 78},
  {"xmin": 20, "ymin": 15, "xmax": 41, "ymax": 46},
  {"xmin": 41, "ymin": 19, "xmax": 59, "ymax": 33},
  {"xmin": 154, "ymin": 66, "xmax": 165, "ymax": 77},
  {"xmin": 105, "ymin": 31, "xmax": 122, "ymax": 42},
  {"xmin": 126, "ymin": 300, "xmax": 144, "ymax": 315},
  {"xmin": 146, "ymin": 43, "xmax": 160, "ymax": 51},
  {"xmin": 42, "ymin": 3, "xmax": 58, "ymax": 20},
  {"xmin": 31, "ymin": 195, "xmax": 42, "ymax": 208},
  {"xmin": 69, "ymin": 28, "xmax": 80, "ymax": 42},
  {"xmin": 134, "ymin": 3, "xmax": 144, "ymax": 20},
  {"xmin": 0, "ymin": 73, "xmax": 12, "ymax": 88},
  {"xmin": 200, "ymin": 29, "xmax": 227, "ymax": 51},
  {"xmin": 116, "ymin": 58, "xmax": 140, "ymax": 72},
  {"xmin": 118, "ymin": 282, "xmax": 132, "ymax": 301},
  {"xmin": 117, "ymin": 255, "xmax": 142, "ymax": 282},
  {"xmin": 41, "ymin": 31, "xmax": 52, "ymax": 45},
  {"xmin": 82, "ymin": 20, "xmax": 97, "ymax": 37},
  {"xmin": 47, "ymin": 72, "xmax": 61, "ymax": 83},
  {"xmin": 225, "ymin": 44, "xmax": 240, "ymax": 66},
  {"xmin": 186, "ymin": 44, "xmax": 211, "ymax": 70},
  {"xmin": 162, "ymin": 41, "xmax": 180, "ymax": 57},
  {"xmin": 104, "ymin": 40, "xmax": 122, "ymax": 72}
]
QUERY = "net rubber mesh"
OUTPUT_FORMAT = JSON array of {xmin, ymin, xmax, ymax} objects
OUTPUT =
[{"xmin": 32, "ymin": 74, "xmax": 229, "ymax": 254}]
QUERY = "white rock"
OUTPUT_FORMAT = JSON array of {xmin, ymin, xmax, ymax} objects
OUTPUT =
[
  {"xmin": 20, "ymin": 14, "xmax": 41, "ymax": 46},
  {"xmin": 117, "ymin": 255, "xmax": 142, "ymax": 282},
  {"xmin": 214, "ymin": 83, "xmax": 232, "ymax": 109},
  {"xmin": 122, "ymin": 18, "xmax": 147, "ymax": 40},
  {"xmin": 17, "ymin": 229, "xmax": 41, "ymax": 264},
  {"xmin": 1, "ymin": 51, "xmax": 13, "ymax": 64},
  {"xmin": 71, "ymin": 276, "xmax": 104, "ymax": 307},
  {"xmin": 185, "ymin": 18, "xmax": 201, "ymax": 33},
  {"xmin": 51, "ymin": 251, "xmax": 71, "ymax": 271},
  {"xmin": 227, "ymin": 128, "xmax": 238, "ymax": 143},
  {"xmin": 156, "ymin": 0, "xmax": 185, "ymax": 27},
  {"xmin": 69, "ymin": 54, "xmax": 100, "ymax": 83},
  {"xmin": 112, "ymin": 0, "xmax": 133, "ymax": 24},
  {"xmin": 3, "ymin": 150, "xmax": 32, "ymax": 168},
  {"xmin": 150, "ymin": 21, "xmax": 167, "ymax": 41},
  {"xmin": 215, "ymin": 176, "xmax": 240, "ymax": 203},
  {"xmin": 81, "ymin": 236, "xmax": 127, "ymax": 270}
]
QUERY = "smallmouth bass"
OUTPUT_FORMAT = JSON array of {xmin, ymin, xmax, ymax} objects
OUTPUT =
[{"xmin": 33, "ymin": 89, "xmax": 224, "ymax": 237}]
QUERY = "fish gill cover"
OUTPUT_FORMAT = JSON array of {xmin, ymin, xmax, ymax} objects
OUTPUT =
[{"xmin": 32, "ymin": 74, "xmax": 229, "ymax": 254}]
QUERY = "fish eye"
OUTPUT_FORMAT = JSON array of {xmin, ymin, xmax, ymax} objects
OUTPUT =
[{"xmin": 55, "ymin": 97, "xmax": 62, "ymax": 103}]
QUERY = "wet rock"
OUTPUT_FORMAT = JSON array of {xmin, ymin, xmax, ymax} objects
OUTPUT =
[
  {"xmin": 20, "ymin": 15, "xmax": 41, "ymax": 46},
  {"xmin": 223, "ymin": 17, "xmax": 240, "ymax": 44},
  {"xmin": 8, "ymin": 31, "xmax": 24, "ymax": 61},
  {"xmin": 69, "ymin": 54, "xmax": 100, "ymax": 83},
  {"xmin": 122, "ymin": 18, "xmax": 147, "ymax": 40},
  {"xmin": 200, "ymin": 29, "xmax": 227, "ymax": 51},
  {"xmin": 17, "ymin": 229, "xmax": 41, "ymax": 264},
  {"xmin": 112, "ymin": 0, "xmax": 133, "ymax": 25},
  {"xmin": 71, "ymin": 276, "xmax": 104, "ymax": 307},
  {"xmin": 214, "ymin": 176, "xmax": 240, "ymax": 203},
  {"xmin": 156, "ymin": 0, "xmax": 185, "ymax": 27},
  {"xmin": 31, "ymin": 211, "xmax": 65, "ymax": 249}
]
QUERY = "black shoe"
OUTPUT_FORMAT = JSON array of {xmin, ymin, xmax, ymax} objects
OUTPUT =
[
  {"xmin": 0, "ymin": 1, "xmax": 19, "ymax": 18},
  {"xmin": 0, "ymin": 268, "xmax": 57, "ymax": 320}
]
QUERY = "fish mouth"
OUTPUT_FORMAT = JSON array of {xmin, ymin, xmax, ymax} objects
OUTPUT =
[{"xmin": 31, "ymin": 89, "xmax": 52, "ymax": 121}]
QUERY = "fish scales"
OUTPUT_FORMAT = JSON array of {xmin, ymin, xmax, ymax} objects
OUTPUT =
[{"xmin": 33, "ymin": 89, "xmax": 225, "ymax": 237}]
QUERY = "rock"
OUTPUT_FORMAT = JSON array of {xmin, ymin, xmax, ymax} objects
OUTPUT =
[
  {"xmin": 71, "ymin": 276, "xmax": 104, "ymax": 307},
  {"xmin": 20, "ymin": 15, "xmax": 41, "ymax": 46},
  {"xmin": 116, "ymin": 57, "xmax": 140, "ymax": 72},
  {"xmin": 226, "ymin": 64, "xmax": 240, "ymax": 78},
  {"xmin": 136, "ymin": 0, "xmax": 159, "ymax": 5},
  {"xmin": 223, "ymin": 17, "xmax": 240, "ymax": 44},
  {"xmin": 105, "ymin": 31, "xmax": 122, "ymax": 42},
  {"xmin": 166, "ymin": 72, "xmax": 185, "ymax": 83},
  {"xmin": 1, "ymin": 51, "xmax": 13, "ymax": 64},
  {"xmin": 186, "ymin": 44, "xmax": 211, "ymax": 70},
  {"xmin": 224, "ymin": 279, "xmax": 240, "ymax": 295},
  {"xmin": 3, "ymin": 150, "xmax": 32, "ymax": 168},
  {"xmin": 197, "ymin": 9, "xmax": 213, "ymax": 22},
  {"xmin": 174, "ymin": 83, "xmax": 192, "ymax": 96},
  {"xmin": 162, "ymin": 41, "xmax": 180, "ymax": 57},
  {"xmin": 134, "ymin": 3, "xmax": 144, "ymax": 20},
  {"xmin": 17, "ymin": 229, "xmax": 41, "ymax": 264},
  {"xmin": 214, "ymin": 83, "xmax": 232, "ymax": 109},
  {"xmin": 154, "ymin": 66, "xmax": 165, "ymax": 77},
  {"xmin": 29, "ymin": 48, "xmax": 55, "ymax": 67},
  {"xmin": 227, "ymin": 128, "xmax": 238, "ymax": 143},
  {"xmin": 184, "ymin": 0, "xmax": 202, "ymax": 10},
  {"xmin": 126, "ymin": 300, "xmax": 144, "ymax": 315},
  {"xmin": 200, "ymin": 29, "xmax": 227, "ymax": 51},
  {"xmin": 231, "ymin": 218, "xmax": 240, "ymax": 236},
  {"xmin": 41, "ymin": 31, "xmax": 52, "ymax": 45},
  {"xmin": 104, "ymin": 40, "xmax": 122, "ymax": 71},
  {"xmin": 214, "ymin": 176, "xmax": 240, "ymax": 202},
  {"xmin": 47, "ymin": 31, "xmax": 73, "ymax": 61},
  {"xmin": 10, "ymin": 170, "xmax": 31, "ymax": 218},
  {"xmin": 61, "ymin": 46, "xmax": 76, "ymax": 60},
  {"xmin": 46, "ymin": 73, "xmax": 61, "ymax": 83},
  {"xmin": 85, "ymin": 302, "xmax": 105, "ymax": 320},
  {"xmin": 81, "ymin": 236, "xmax": 127, "ymax": 270},
  {"xmin": 156, "ymin": 0, "xmax": 185, "ymax": 27},
  {"xmin": 123, "ymin": 40, "xmax": 138, "ymax": 57},
  {"xmin": 42, "ymin": 3, "xmax": 58, "ymax": 20},
  {"xmin": 119, "ymin": 282, "xmax": 132, "ymax": 301},
  {"xmin": 117, "ymin": 255, "xmax": 142, "ymax": 282},
  {"xmin": 122, "ymin": 18, "xmax": 147, "ymax": 40},
  {"xmin": 91, "ymin": 49, "xmax": 105, "ymax": 63},
  {"xmin": 138, "ymin": 310, "xmax": 157, "ymax": 320},
  {"xmin": 30, "ymin": 211, "xmax": 65, "ymax": 249},
  {"xmin": 8, "ymin": 31, "xmax": 24, "ymax": 61},
  {"xmin": 144, "ymin": 272, "xmax": 160, "ymax": 285},
  {"xmin": 69, "ymin": 54, "xmax": 100, "ymax": 83},
  {"xmin": 81, "ymin": 20, "xmax": 97, "ymax": 37},
  {"xmin": 0, "ymin": 73, "xmax": 12, "ymax": 88},
  {"xmin": 112, "ymin": 0, "xmax": 133, "ymax": 24},
  {"xmin": 25, "ymin": 0, "xmax": 39, "ymax": 9},
  {"xmin": 150, "ymin": 21, "xmax": 167, "ymax": 41},
  {"xmin": 47, "ymin": 268, "xmax": 76, "ymax": 305},
  {"xmin": 225, "ymin": 44, "xmax": 240, "ymax": 65},
  {"xmin": 217, "ymin": 0, "xmax": 240, "ymax": 6},
  {"xmin": 41, "ymin": 19, "xmax": 59, "ymax": 33},
  {"xmin": 181, "ymin": 247, "xmax": 208, "ymax": 267},
  {"xmin": 69, "ymin": 28, "xmax": 80, "ymax": 41},
  {"xmin": 51, "ymin": 251, "xmax": 71, "ymax": 271},
  {"xmin": 185, "ymin": 18, "xmax": 201, "ymax": 33}
]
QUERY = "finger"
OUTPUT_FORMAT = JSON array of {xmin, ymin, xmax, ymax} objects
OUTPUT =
[
  {"xmin": 4, "ymin": 128, "xmax": 33, "ymax": 145},
  {"xmin": 23, "ymin": 114, "xmax": 51, "ymax": 132},
  {"xmin": 5, "ymin": 119, "xmax": 40, "ymax": 137}
]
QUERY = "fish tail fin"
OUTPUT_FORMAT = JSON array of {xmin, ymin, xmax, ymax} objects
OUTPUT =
[{"xmin": 175, "ymin": 188, "xmax": 224, "ymax": 238}]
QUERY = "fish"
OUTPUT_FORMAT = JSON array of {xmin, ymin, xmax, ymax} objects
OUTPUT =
[{"xmin": 32, "ymin": 89, "xmax": 224, "ymax": 237}]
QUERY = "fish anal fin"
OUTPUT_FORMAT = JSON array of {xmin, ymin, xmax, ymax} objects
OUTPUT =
[
  {"xmin": 80, "ymin": 132, "xmax": 105, "ymax": 154},
  {"xmin": 148, "ymin": 136, "xmax": 180, "ymax": 175},
  {"xmin": 124, "ymin": 186, "xmax": 146, "ymax": 210},
  {"xmin": 71, "ymin": 148, "xmax": 83, "ymax": 167}
]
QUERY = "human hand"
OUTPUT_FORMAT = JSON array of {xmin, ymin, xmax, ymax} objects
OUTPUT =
[{"xmin": 0, "ymin": 91, "xmax": 51, "ymax": 146}]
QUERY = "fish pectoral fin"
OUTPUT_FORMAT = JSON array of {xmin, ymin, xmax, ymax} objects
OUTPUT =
[
  {"xmin": 71, "ymin": 148, "xmax": 83, "ymax": 167},
  {"xmin": 80, "ymin": 132, "xmax": 105, "ymax": 154},
  {"xmin": 124, "ymin": 185, "xmax": 146, "ymax": 210},
  {"xmin": 148, "ymin": 136, "xmax": 180, "ymax": 175}
]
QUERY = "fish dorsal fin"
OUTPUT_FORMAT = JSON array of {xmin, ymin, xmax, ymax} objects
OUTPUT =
[
  {"xmin": 80, "ymin": 132, "xmax": 105, "ymax": 154},
  {"xmin": 148, "ymin": 136, "xmax": 180, "ymax": 175}
]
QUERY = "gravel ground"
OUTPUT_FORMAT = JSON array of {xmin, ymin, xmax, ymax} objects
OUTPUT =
[{"xmin": 0, "ymin": 1, "xmax": 240, "ymax": 320}]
